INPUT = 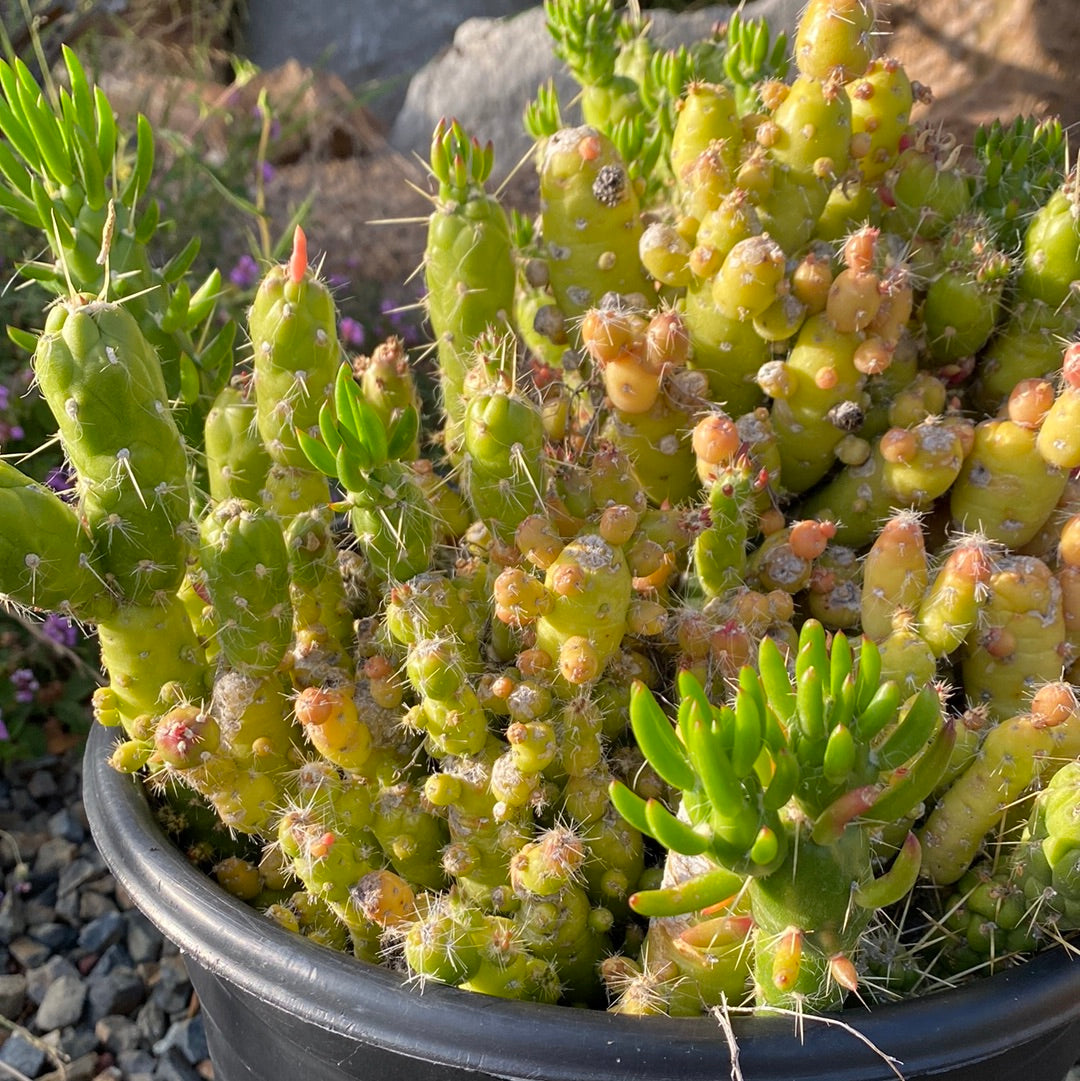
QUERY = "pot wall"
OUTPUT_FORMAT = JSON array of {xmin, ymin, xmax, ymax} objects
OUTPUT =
[{"xmin": 85, "ymin": 723, "xmax": 1080, "ymax": 1081}]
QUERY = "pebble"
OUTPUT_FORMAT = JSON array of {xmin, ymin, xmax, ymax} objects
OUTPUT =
[
  {"xmin": 0, "ymin": 748, "xmax": 216, "ymax": 1080},
  {"xmin": 87, "ymin": 968, "xmax": 147, "ymax": 1021},
  {"xmin": 79, "ymin": 911, "xmax": 128, "ymax": 954},
  {"xmin": 0, "ymin": 972, "xmax": 27, "ymax": 1018},
  {"xmin": 33, "ymin": 971, "xmax": 87, "ymax": 1030},
  {"xmin": 0, "ymin": 1030, "xmax": 48, "ymax": 1077}
]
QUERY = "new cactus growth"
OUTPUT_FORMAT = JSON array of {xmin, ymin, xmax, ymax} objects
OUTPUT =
[{"xmin": 7, "ymin": 0, "xmax": 1080, "ymax": 1034}]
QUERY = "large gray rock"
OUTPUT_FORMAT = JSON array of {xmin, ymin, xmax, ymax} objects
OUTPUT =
[
  {"xmin": 240, "ymin": 0, "xmax": 537, "ymax": 124},
  {"xmin": 389, "ymin": 0, "xmax": 805, "ymax": 182}
]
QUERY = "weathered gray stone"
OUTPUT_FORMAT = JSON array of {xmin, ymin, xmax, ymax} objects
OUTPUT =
[
  {"xmin": 9, "ymin": 935, "xmax": 51, "ymax": 970},
  {"xmin": 77, "ymin": 911, "xmax": 127, "ymax": 954},
  {"xmin": 45, "ymin": 806, "xmax": 84, "ymax": 843},
  {"xmin": 0, "ymin": 889, "xmax": 26, "ymax": 943},
  {"xmin": 0, "ymin": 1031, "xmax": 47, "ymax": 1078},
  {"xmin": 25, "ymin": 957, "xmax": 79, "ymax": 1005},
  {"xmin": 241, "ymin": 0, "xmax": 537, "ymax": 124},
  {"xmin": 87, "ymin": 966, "xmax": 146, "ymax": 1021},
  {"xmin": 117, "ymin": 1048, "xmax": 157, "ymax": 1081},
  {"xmin": 95, "ymin": 1013, "xmax": 144, "ymax": 1054},
  {"xmin": 28, "ymin": 921, "xmax": 77, "ymax": 952},
  {"xmin": 125, "ymin": 911, "xmax": 163, "ymax": 966},
  {"xmin": 32, "ymin": 971, "xmax": 87, "ymax": 1031},
  {"xmin": 0, "ymin": 972, "xmax": 26, "ymax": 1020},
  {"xmin": 31, "ymin": 837, "xmax": 75, "ymax": 877},
  {"xmin": 153, "ymin": 1014, "xmax": 208, "ymax": 1065},
  {"xmin": 388, "ymin": 0, "xmax": 805, "ymax": 182}
]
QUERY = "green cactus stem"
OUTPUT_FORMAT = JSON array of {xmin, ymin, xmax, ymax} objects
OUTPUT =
[
  {"xmin": 424, "ymin": 118, "xmax": 515, "ymax": 455},
  {"xmin": 539, "ymin": 126, "xmax": 652, "ymax": 319},
  {"xmin": 249, "ymin": 226, "xmax": 341, "ymax": 519}
]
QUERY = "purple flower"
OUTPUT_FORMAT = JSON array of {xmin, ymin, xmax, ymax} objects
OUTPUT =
[
  {"xmin": 339, "ymin": 317, "xmax": 366, "ymax": 349},
  {"xmin": 45, "ymin": 466, "xmax": 74, "ymax": 495},
  {"xmin": 10, "ymin": 668, "xmax": 39, "ymax": 705},
  {"xmin": 8, "ymin": 425, "xmax": 22, "ymax": 441},
  {"xmin": 42, "ymin": 614, "xmax": 78, "ymax": 649},
  {"xmin": 260, "ymin": 161, "xmax": 276, "ymax": 184},
  {"xmin": 0, "ymin": 712, "xmax": 7, "ymax": 741},
  {"xmin": 229, "ymin": 254, "xmax": 259, "ymax": 290}
]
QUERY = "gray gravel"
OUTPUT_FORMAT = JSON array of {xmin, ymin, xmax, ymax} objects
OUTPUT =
[{"xmin": 0, "ymin": 750, "xmax": 213, "ymax": 1080}]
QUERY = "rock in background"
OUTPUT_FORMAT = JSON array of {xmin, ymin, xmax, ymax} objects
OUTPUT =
[
  {"xmin": 387, "ymin": 0, "xmax": 804, "ymax": 183},
  {"xmin": 240, "ymin": 0, "xmax": 538, "ymax": 125}
]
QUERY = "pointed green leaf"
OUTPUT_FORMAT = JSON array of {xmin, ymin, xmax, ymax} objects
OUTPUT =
[
  {"xmin": 644, "ymin": 797, "xmax": 709, "ymax": 856},
  {"xmin": 354, "ymin": 395, "xmax": 389, "ymax": 465},
  {"xmin": 0, "ymin": 93, "xmax": 42, "ymax": 173},
  {"xmin": 62, "ymin": 46, "xmax": 96, "ymax": 135},
  {"xmin": 162, "ymin": 235, "xmax": 201, "ymax": 284},
  {"xmin": 0, "ymin": 130, "xmax": 32, "ymax": 198},
  {"xmin": 122, "ymin": 113, "xmax": 155, "ymax": 204},
  {"xmin": 334, "ymin": 362, "xmax": 364, "ymax": 438},
  {"xmin": 71, "ymin": 121, "xmax": 107, "ymax": 210},
  {"xmin": 93, "ymin": 87, "xmax": 117, "ymax": 171},
  {"xmin": 336, "ymin": 441, "xmax": 372, "ymax": 489},
  {"xmin": 201, "ymin": 322, "xmax": 237, "ymax": 400},
  {"xmin": 318, "ymin": 401, "xmax": 343, "ymax": 456},
  {"xmin": 829, "ymin": 630, "xmax": 852, "ymax": 698},
  {"xmin": 795, "ymin": 665, "xmax": 825, "ymax": 742},
  {"xmin": 762, "ymin": 745, "xmax": 799, "ymax": 811},
  {"xmin": 187, "ymin": 268, "xmax": 221, "ymax": 327},
  {"xmin": 0, "ymin": 183, "xmax": 41, "ymax": 228},
  {"xmin": 608, "ymin": 779, "xmax": 652, "ymax": 837},
  {"xmin": 676, "ymin": 669, "xmax": 714, "ymax": 742},
  {"xmin": 297, "ymin": 427, "xmax": 339, "ymax": 478},
  {"xmin": 178, "ymin": 353, "xmax": 200, "ymax": 405},
  {"xmin": 629, "ymin": 866, "xmax": 746, "ymax": 918},
  {"xmin": 13, "ymin": 66, "xmax": 73, "ymax": 187},
  {"xmin": 161, "ymin": 280, "xmax": 190, "ymax": 335},
  {"xmin": 685, "ymin": 710, "xmax": 745, "ymax": 819},
  {"xmin": 852, "ymin": 680, "xmax": 901, "ymax": 743},
  {"xmin": 134, "ymin": 198, "xmax": 160, "ymax": 244},
  {"xmin": 627, "ymin": 680, "xmax": 697, "ymax": 792},
  {"xmin": 854, "ymin": 636, "xmax": 882, "ymax": 713},
  {"xmin": 6, "ymin": 325, "xmax": 38, "ymax": 352},
  {"xmin": 385, "ymin": 405, "xmax": 419, "ymax": 461},
  {"xmin": 757, "ymin": 635, "xmax": 795, "ymax": 725},
  {"xmin": 874, "ymin": 686, "xmax": 941, "ymax": 774}
]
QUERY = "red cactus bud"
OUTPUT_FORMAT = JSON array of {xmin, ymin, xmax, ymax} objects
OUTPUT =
[{"xmin": 289, "ymin": 225, "xmax": 308, "ymax": 284}]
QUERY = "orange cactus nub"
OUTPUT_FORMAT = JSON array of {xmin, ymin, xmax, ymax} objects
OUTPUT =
[
  {"xmin": 289, "ymin": 224, "xmax": 309, "ymax": 284},
  {"xmin": 772, "ymin": 926, "xmax": 804, "ymax": 991},
  {"xmin": 829, "ymin": 952, "xmax": 859, "ymax": 993}
]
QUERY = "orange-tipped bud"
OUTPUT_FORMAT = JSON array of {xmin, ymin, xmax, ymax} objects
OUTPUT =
[{"xmin": 289, "ymin": 225, "xmax": 308, "ymax": 284}]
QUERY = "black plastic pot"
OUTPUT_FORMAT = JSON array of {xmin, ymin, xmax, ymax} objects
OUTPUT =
[{"xmin": 85, "ymin": 722, "xmax": 1080, "ymax": 1081}]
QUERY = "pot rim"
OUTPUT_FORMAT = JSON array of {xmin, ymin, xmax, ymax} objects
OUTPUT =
[{"xmin": 85, "ymin": 722, "xmax": 1080, "ymax": 1081}]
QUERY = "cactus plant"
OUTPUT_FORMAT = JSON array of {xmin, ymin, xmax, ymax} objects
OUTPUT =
[{"xmin": 6, "ymin": 6, "xmax": 1080, "ymax": 1050}]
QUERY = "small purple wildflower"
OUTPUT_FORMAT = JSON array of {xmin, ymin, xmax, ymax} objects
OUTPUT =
[
  {"xmin": 45, "ymin": 466, "xmax": 74, "ymax": 495},
  {"xmin": 229, "ymin": 254, "xmax": 259, "ymax": 290},
  {"xmin": 42, "ymin": 614, "xmax": 78, "ymax": 649},
  {"xmin": 339, "ymin": 317, "xmax": 366, "ymax": 349},
  {"xmin": 260, "ymin": 161, "xmax": 276, "ymax": 184},
  {"xmin": 0, "ymin": 712, "xmax": 7, "ymax": 741},
  {"xmin": 10, "ymin": 668, "xmax": 39, "ymax": 705}
]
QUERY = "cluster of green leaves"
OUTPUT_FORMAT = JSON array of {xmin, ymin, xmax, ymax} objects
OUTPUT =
[{"xmin": 297, "ymin": 363, "xmax": 418, "ymax": 495}]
